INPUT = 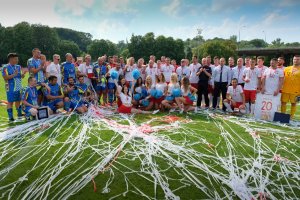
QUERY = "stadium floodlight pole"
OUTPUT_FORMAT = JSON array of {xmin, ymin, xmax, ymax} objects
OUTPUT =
[
  {"xmin": 262, "ymin": 30, "xmax": 266, "ymax": 43},
  {"xmin": 238, "ymin": 25, "xmax": 246, "ymax": 49}
]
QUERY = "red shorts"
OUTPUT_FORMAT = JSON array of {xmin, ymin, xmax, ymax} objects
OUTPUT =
[
  {"xmin": 244, "ymin": 90, "xmax": 256, "ymax": 102},
  {"xmin": 191, "ymin": 83, "xmax": 198, "ymax": 90},
  {"xmin": 155, "ymin": 96, "xmax": 165, "ymax": 104},
  {"xmin": 208, "ymin": 84, "xmax": 213, "ymax": 94},
  {"xmin": 118, "ymin": 105, "xmax": 132, "ymax": 113},
  {"xmin": 166, "ymin": 82, "xmax": 170, "ymax": 85},
  {"xmin": 229, "ymin": 101, "xmax": 243, "ymax": 109},
  {"xmin": 184, "ymin": 96, "xmax": 193, "ymax": 105}
]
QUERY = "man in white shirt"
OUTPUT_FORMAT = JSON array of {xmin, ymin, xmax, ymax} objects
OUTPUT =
[
  {"xmin": 176, "ymin": 59, "xmax": 190, "ymax": 83},
  {"xmin": 207, "ymin": 55, "xmax": 216, "ymax": 107},
  {"xmin": 124, "ymin": 57, "xmax": 137, "ymax": 86},
  {"xmin": 223, "ymin": 78, "xmax": 246, "ymax": 113},
  {"xmin": 232, "ymin": 57, "xmax": 245, "ymax": 87},
  {"xmin": 243, "ymin": 59, "xmax": 262, "ymax": 114},
  {"xmin": 46, "ymin": 54, "xmax": 62, "ymax": 85},
  {"xmin": 78, "ymin": 54, "xmax": 93, "ymax": 85},
  {"xmin": 212, "ymin": 57, "xmax": 231, "ymax": 111},
  {"xmin": 161, "ymin": 57, "xmax": 175, "ymax": 84},
  {"xmin": 256, "ymin": 56, "xmax": 267, "ymax": 78},
  {"xmin": 189, "ymin": 55, "xmax": 201, "ymax": 89},
  {"xmin": 146, "ymin": 60, "xmax": 159, "ymax": 84},
  {"xmin": 261, "ymin": 58, "xmax": 284, "ymax": 96}
]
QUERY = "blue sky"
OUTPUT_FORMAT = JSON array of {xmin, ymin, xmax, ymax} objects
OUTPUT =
[{"xmin": 1, "ymin": 0, "xmax": 299, "ymax": 43}]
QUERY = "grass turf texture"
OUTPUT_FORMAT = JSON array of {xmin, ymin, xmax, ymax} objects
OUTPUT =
[{"xmin": 0, "ymin": 75, "xmax": 299, "ymax": 199}]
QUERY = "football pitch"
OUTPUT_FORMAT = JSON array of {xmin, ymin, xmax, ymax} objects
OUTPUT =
[{"xmin": 0, "ymin": 76, "xmax": 299, "ymax": 200}]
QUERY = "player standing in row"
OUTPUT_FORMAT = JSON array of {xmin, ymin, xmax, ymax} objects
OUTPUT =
[
  {"xmin": 243, "ymin": 59, "xmax": 261, "ymax": 115},
  {"xmin": 2, "ymin": 53, "xmax": 26, "ymax": 121},
  {"xmin": 281, "ymin": 55, "xmax": 300, "ymax": 119}
]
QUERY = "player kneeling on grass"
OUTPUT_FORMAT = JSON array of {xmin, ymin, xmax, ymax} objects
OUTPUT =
[
  {"xmin": 42, "ymin": 75, "xmax": 64, "ymax": 114},
  {"xmin": 175, "ymin": 76, "xmax": 198, "ymax": 113},
  {"xmin": 22, "ymin": 77, "xmax": 40, "ymax": 121},
  {"xmin": 63, "ymin": 77, "xmax": 88, "ymax": 114},
  {"xmin": 114, "ymin": 79, "xmax": 151, "ymax": 114},
  {"xmin": 223, "ymin": 78, "xmax": 246, "ymax": 114},
  {"xmin": 162, "ymin": 73, "xmax": 181, "ymax": 112}
]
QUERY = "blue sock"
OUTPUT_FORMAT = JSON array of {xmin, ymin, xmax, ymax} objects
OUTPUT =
[
  {"xmin": 64, "ymin": 102, "xmax": 70, "ymax": 111},
  {"xmin": 7, "ymin": 108, "xmax": 13, "ymax": 119},
  {"xmin": 108, "ymin": 90, "xmax": 114, "ymax": 104},
  {"xmin": 17, "ymin": 106, "xmax": 22, "ymax": 117}
]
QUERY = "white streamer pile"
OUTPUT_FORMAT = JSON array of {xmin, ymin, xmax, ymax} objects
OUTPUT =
[{"xmin": 0, "ymin": 105, "xmax": 299, "ymax": 200}]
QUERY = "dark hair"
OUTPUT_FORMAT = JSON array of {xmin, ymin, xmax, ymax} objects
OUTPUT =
[
  {"xmin": 271, "ymin": 58, "xmax": 277, "ymax": 62},
  {"xmin": 214, "ymin": 56, "xmax": 219, "ymax": 60},
  {"xmin": 231, "ymin": 78, "xmax": 238, "ymax": 82},
  {"xmin": 7, "ymin": 53, "xmax": 18, "ymax": 61},
  {"xmin": 257, "ymin": 56, "xmax": 265, "ymax": 61},
  {"xmin": 278, "ymin": 57, "xmax": 284, "ymax": 60},
  {"xmin": 68, "ymin": 77, "xmax": 74, "ymax": 81},
  {"xmin": 28, "ymin": 76, "xmax": 35, "ymax": 83},
  {"xmin": 32, "ymin": 48, "xmax": 40, "ymax": 52},
  {"xmin": 121, "ymin": 85, "xmax": 129, "ymax": 95},
  {"xmin": 78, "ymin": 75, "xmax": 84, "ymax": 79},
  {"xmin": 193, "ymin": 55, "xmax": 198, "ymax": 59},
  {"xmin": 294, "ymin": 55, "xmax": 300, "ymax": 57},
  {"xmin": 48, "ymin": 75, "xmax": 58, "ymax": 82},
  {"xmin": 134, "ymin": 77, "xmax": 143, "ymax": 93}
]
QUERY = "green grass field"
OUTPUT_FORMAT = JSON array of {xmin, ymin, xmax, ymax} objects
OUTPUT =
[{"xmin": 0, "ymin": 75, "xmax": 299, "ymax": 199}]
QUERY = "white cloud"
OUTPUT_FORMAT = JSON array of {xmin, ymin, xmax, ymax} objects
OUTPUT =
[
  {"xmin": 0, "ymin": 0, "xmax": 64, "ymax": 28},
  {"xmin": 88, "ymin": 20, "xmax": 129, "ymax": 43},
  {"xmin": 262, "ymin": 12, "xmax": 288, "ymax": 25},
  {"xmin": 58, "ymin": 0, "xmax": 94, "ymax": 16},
  {"xmin": 161, "ymin": 0, "xmax": 181, "ymax": 17},
  {"xmin": 102, "ymin": 0, "xmax": 137, "ymax": 13}
]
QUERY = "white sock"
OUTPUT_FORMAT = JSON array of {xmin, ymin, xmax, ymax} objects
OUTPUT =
[
  {"xmin": 250, "ymin": 103, "xmax": 255, "ymax": 115},
  {"xmin": 245, "ymin": 103, "xmax": 250, "ymax": 114},
  {"xmin": 201, "ymin": 95, "xmax": 205, "ymax": 107},
  {"xmin": 209, "ymin": 94, "xmax": 213, "ymax": 107},
  {"xmin": 224, "ymin": 102, "xmax": 233, "ymax": 112}
]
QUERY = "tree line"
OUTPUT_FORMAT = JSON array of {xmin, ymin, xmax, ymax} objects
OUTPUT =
[{"xmin": 1, "ymin": 21, "xmax": 299, "ymax": 67}]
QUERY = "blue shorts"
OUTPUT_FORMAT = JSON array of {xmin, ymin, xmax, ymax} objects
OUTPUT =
[
  {"xmin": 70, "ymin": 101, "xmax": 84, "ymax": 109},
  {"xmin": 7, "ymin": 91, "xmax": 21, "ymax": 103},
  {"xmin": 95, "ymin": 85, "xmax": 107, "ymax": 92},
  {"xmin": 48, "ymin": 99, "xmax": 63, "ymax": 111},
  {"xmin": 107, "ymin": 82, "xmax": 115, "ymax": 90},
  {"xmin": 23, "ymin": 106, "xmax": 33, "ymax": 113}
]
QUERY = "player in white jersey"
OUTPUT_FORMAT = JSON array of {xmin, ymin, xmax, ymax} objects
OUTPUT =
[
  {"xmin": 243, "ymin": 59, "xmax": 262, "ymax": 114},
  {"xmin": 189, "ymin": 56, "xmax": 201, "ymax": 89},
  {"xmin": 223, "ymin": 78, "xmax": 246, "ymax": 113},
  {"xmin": 161, "ymin": 57, "xmax": 174, "ymax": 84},
  {"xmin": 146, "ymin": 60, "xmax": 159, "ymax": 84},
  {"xmin": 176, "ymin": 59, "xmax": 190, "ymax": 82},
  {"xmin": 256, "ymin": 56, "xmax": 267, "ymax": 78},
  {"xmin": 261, "ymin": 58, "xmax": 284, "ymax": 96}
]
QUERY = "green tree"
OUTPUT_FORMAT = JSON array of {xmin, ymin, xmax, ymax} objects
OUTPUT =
[
  {"xmin": 13, "ymin": 22, "xmax": 34, "ymax": 66},
  {"xmin": 87, "ymin": 39, "xmax": 118, "ymax": 60},
  {"xmin": 31, "ymin": 24, "xmax": 60, "ymax": 59},
  {"xmin": 270, "ymin": 38, "xmax": 284, "ymax": 48},
  {"xmin": 57, "ymin": 40, "xmax": 81, "ymax": 59},
  {"xmin": 193, "ymin": 39, "xmax": 237, "ymax": 60},
  {"xmin": 54, "ymin": 28, "xmax": 92, "ymax": 52}
]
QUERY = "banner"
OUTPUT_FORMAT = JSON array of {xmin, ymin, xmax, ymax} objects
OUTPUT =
[{"xmin": 254, "ymin": 93, "xmax": 281, "ymax": 121}]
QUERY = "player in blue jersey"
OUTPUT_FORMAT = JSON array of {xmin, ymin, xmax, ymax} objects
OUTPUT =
[
  {"xmin": 27, "ymin": 48, "xmax": 49, "ymax": 106},
  {"xmin": 2, "ymin": 53, "xmax": 27, "ymax": 121},
  {"xmin": 63, "ymin": 77, "xmax": 88, "ymax": 114},
  {"xmin": 92, "ymin": 56, "xmax": 108, "ymax": 105},
  {"xmin": 61, "ymin": 53, "xmax": 76, "ymax": 84},
  {"xmin": 22, "ymin": 77, "xmax": 39, "ymax": 121},
  {"xmin": 42, "ymin": 76, "xmax": 65, "ymax": 114}
]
